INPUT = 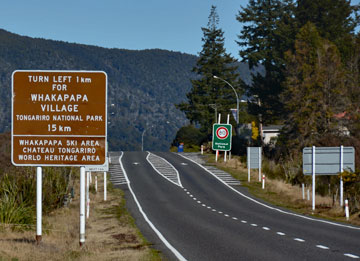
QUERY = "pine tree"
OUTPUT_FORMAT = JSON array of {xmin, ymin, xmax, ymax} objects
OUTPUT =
[
  {"xmin": 280, "ymin": 23, "xmax": 347, "ymax": 153},
  {"xmin": 236, "ymin": 0, "xmax": 296, "ymax": 124},
  {"xmin": 177, "ymin": 6, "xmax": 241, "ymax": 137},
  {"xmin": 295, "ymin": 0, "xmax": 359, "ymax": 61}
]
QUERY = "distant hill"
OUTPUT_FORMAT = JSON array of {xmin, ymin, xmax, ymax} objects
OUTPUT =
[{"xmin": 0, "ymin": 29, "xmax": 256, "ymax": 151}]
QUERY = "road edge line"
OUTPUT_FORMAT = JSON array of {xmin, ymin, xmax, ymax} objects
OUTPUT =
[
  {"xmin": 177, "ymin": 153, "xmax": 360, "ymax": 231},
  {"xmin": 119, "ymin": 152, "xmax": 187, "ymax": 261}
]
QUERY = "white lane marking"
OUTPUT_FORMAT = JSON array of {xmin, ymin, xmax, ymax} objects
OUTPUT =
[
  {"xmin": 294, "ymin": 238, "xmax": 305, "ymax": 242},
  {"xmin": 202, "ymin": 204, "xmax": 206, "ymax": 207},
  {"xmin": 224, "ymin": 214, "xmax": 230, "ymax": 217},
  {"xmin": 241, "ymin": 220, "xmax": 247, "ymax": 224},
  {"xmin": 218, "ymin": 211, "xmax": 223, "ymax": 214},
  {"xmin": 262, "ymin": 227, "xmax": 270, "ymax": 231},
  {"xmin": 344, "ymin": 254, "xmax": 360, "ymax": 259},
  {"xmin": 207, "ymin": 206, "xmax": 211, "ymax": 209},
  {"xmin": 147, "ymin": 152, "xmax": 183, "ymax": 188},
  {"xmin": 186, "ymin": 192, "xmax": 190, "ymax": 194},
  {"xmin": 181, "ymin": 163, "xmax": 188, "ymax": 165},
  {"xmin": 251, "ymin": 224, "xmax": 258, "ymax": 227},
  {"xmin": 197, "ymin": 201, "xmax": 201, "ymax": 203},
  {"xmin": 183, "ymin": 189, "xmax": 187, "ymax": 191},
  {"xmin": 193, "ymin": 198, "xmax": 197, "ymax": 200},
  {"xmin": 277, "ymin": 232, "xmax": 286, "ymax": 236},
  {"xmin": 189, "ymin": 195, "xmax": 193, "ymax": 198},
  {"xmin": 177, "ymin": 154, "xmax": 360, "ymax": 231},
  {"xmin": 232, "ymin": 217, "xmax": 238, "ymax": 220},
  {"xmin": 120, "ymin": 152, "xmax": 187, "ymax": 261},
  {"xmin": 212, "ymin": 209, "xmax": 216, "ymax": 212},
  {"xmin": 316, "ymin": 245, "xmax": 329, "ymax": 250}
]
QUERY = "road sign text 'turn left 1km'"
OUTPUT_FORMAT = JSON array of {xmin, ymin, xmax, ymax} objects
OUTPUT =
[
  {"xmin": 11, "ymin": 70, "xmax": 107, "ymax": 166},
  {"xmin": 212, "ymin": 123, "xmax": 232, "ymax": 151}
]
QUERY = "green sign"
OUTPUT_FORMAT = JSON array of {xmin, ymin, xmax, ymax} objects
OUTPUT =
[{"xmin": 212, "ymin": 124, "xmax": 232, "ymax": 151}]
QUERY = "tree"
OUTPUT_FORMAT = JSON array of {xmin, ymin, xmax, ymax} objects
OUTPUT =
[
  {"xmin": 279, "ymin": 23, "xmax": 347, "ymax": 155},
  {"xmin": 177, "ymin": 6, "xmax": 241, "ymax": 138},
  {"xmin": 236, "ymin": 0, "xmax": 297, "ymax": 124},
  {"xmin": 295, "ymin": 0, "xmax": 359, "ymax": 59}
]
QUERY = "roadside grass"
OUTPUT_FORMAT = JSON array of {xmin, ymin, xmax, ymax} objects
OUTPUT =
[
  {"xmin": 0, "ymin": 173, "xmax": 163, "ymax": 261},
  {"xmin": 203, "ymin": 153, "xmax": 360, "ymax": 226}
]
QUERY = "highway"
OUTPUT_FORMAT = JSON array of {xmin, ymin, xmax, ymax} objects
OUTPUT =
[{"xmin": 112, "ymin": 151, "xmax": 360, "ymax": 260}]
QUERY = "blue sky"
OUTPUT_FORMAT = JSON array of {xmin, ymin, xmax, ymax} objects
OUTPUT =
[{"xmin": 0, "ymin": 0, "xmax": 359, "ymax": 60}]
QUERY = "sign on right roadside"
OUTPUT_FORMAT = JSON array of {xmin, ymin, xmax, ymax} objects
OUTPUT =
[
  {"xmin": 212, "ymin": 123, "xmax": 232, "ymax": 151},
  {"xmin": 303, "ymin": 146, "xmax": 355, "ymax": 175}
]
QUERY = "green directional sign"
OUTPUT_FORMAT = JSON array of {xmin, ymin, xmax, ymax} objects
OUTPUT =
[{"xmin": 212, "ymin": 123, "xmax": 232, "ymax": 151}]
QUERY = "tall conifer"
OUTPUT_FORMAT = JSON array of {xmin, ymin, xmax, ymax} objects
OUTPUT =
[{"xmin": 177, "ymin": 6, "xmax": 240, "ymax": 137}]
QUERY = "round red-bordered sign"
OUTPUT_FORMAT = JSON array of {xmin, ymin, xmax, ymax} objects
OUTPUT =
[{"xmin": 216, "ymin": 127, "xmax": 229, "ymax": 140}]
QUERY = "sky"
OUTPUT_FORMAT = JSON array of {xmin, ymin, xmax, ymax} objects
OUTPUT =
[{"xmin": 0, "ymin": 0, "xmax": 359, "ymax": 60}]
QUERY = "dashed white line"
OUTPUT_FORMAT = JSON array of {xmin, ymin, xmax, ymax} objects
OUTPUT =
[
  {"xmin": 316, "ymin": 245, "xmax": 329, "ymax": 250},
  {"xmin": 207, "ymin": 206, "xmax": 211, "ymax": 209},
  {"xmin": 277, "ymin": 232, "xmax": 286, "ymax": 236},
  {"xmin": 344, "ymin": 254, "xmax": 360, "ymax": 259},
  {"xmin": 202, "ymin": 204, "xmax": 206, "ymax": 207},
  {"xmin": 251, "ymin": 224, "xmax": 258, "ymax": 227},
  {"xmin": 241, "ymin": 220, "xmax": 247, "ymax": 224},
  {"xmin": 193, "ymin": 198, "xmax": 197, "ymax": 200},
  {"xmin": 218, "ymin": 211, "xmax": 223, "ymax": 214},
  {"xmin": 262, "ymin": 227, "xmax": 270, "ymax": 231},
  {"xmin": 232, "ymin": 217, "xmax": 238, "ymax": 220},
  {"xmin": 189, "ymin": 195, "xmax": 193, "ymax": 198},
  {"xmin": 294, "ymin": 238, "xmax": 305, "ymax": 242},
  {"xmin": 224, "ymin": 214, "xmax": 230, "ymax": 217},
  {"xmin": 197, "ymin": 201, "xmax": 201, "ymax": 203},
  {"xmin": 212, "ymin": 209, "xmax": 216, "ymax": 212}
]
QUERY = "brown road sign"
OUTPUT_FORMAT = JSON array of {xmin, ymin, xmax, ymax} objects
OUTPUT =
[{"xmin": 12, "ymin": 70, "xmax": 107, "ymax": 166}]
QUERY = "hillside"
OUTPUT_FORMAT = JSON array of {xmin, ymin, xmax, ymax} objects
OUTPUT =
[{"xmin": 0, "ymin": 29, "xmax": 254, "ymax": 151}]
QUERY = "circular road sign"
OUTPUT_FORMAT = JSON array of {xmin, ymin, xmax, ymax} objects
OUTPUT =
[{"xmin": 216, "ymin": 126, "xmax": 229, "ymax": 140}]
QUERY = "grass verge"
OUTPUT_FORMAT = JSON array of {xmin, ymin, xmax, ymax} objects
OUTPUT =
[
  {"xmin": 0, "ymin": 174, "xmax": 163, "ymax": 261},
  {"xmin": 204, "ymin": 153, "xmax": 360, "ymax": 226}
]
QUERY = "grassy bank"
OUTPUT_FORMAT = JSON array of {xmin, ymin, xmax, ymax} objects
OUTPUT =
[
  {"xmin": 0, "ymin": 173, "xmax": 162, "ymax": 261},
  {"xmin": 205, "ymin": 153, "xmax": 360, "ymax": 226}
]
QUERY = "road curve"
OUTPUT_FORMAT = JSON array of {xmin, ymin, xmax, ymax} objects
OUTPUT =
[{"xmin": 116, "ymin": 151, "xmax": 360, "ymax": 261}]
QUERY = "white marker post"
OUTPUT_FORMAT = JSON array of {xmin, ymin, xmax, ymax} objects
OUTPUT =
[
  {"xmin": 258, "ymin": 147, "xmax": 262, "ymax": 182},
  {"xmin": 86, "ymin": 172, "xmax": 90, "ymax": 219},
  {"xmin": 345, "ymin": 199, "xmax": 349, "ymax": 220},
  {"xmin": 307, "ymin": 189, "xmax": 310, "ymax": 201},
  {"xmin": 80, "ymin": 167, "xmax": 86, "ymax": 246},
  {"xmin": 201, "ymin": 145, "xmax": 204, "ymax": 155},
  {"xmin": 262, "ymin": 174, "xmax": 265, "ymax": 189},
  {"xmin": 247, "ymin": 147, "xmax": 250, "ymax": 182},
  {"xmin": 215, "ymin": 114, "xmax": 221, "ymax": 162},
  {"xmin": 224, "ymin": 114, "xmax": 230, "ymax": 162},
  {"xmin": 312, "ymin": 146, "xmax": 316, "ymax": 211},
  {"xmin": 104, "ymin": 171, "xmax": 107, "ymax": 201},
  {"xmin": 36, "ymin": 166, "xmax": 42, "ymax": 244},
  {"xmin": 340, "ymin": 145, "xmax": 344, "ymax": 207},
  {"xmin": 95, "ymin": 175, "xmax": 98, "ymax": 192},
  {"xmin": 302, "ymin": 183, "xmax": 305, "ymax": 200}
]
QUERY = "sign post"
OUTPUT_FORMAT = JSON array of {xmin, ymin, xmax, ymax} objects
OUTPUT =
[
  {"xmin": 303, "ymin": 146, "xmax": 355, "ymax": 210},
  {"xmin": 247, "ymin": 147, "xmax": 262, "ymax": 182},
  {"xmin": 12, "ymin": 70, "xmax": 107, "ymax": 245}
]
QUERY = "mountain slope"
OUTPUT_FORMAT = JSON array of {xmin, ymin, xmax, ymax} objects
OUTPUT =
[{"xmin": 0, "ymin": 29, "xmax": 255, "ymax": 151}]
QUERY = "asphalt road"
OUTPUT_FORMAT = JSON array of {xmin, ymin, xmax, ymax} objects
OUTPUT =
[{"xmin": 116, "ymin": 151, "xmax": 360, "ymax": 261}]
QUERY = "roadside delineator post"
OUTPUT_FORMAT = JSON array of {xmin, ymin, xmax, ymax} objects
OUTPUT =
[
  {"xmin": 95, "ymin": 175, "xmax": 98, "ymax": 192},
  {"xmin": 36, "ymin": 166, "xmax": 42, "ymax": 244},
  {"xmin": 345, "ymin": 199, "xmax": 350, "ymax": 221},
  {"xmin": 104, "ymin": 171, "xmax": 107, "ymax": 201},
  {"xmin": 201, "ymin": 145, "xmax": 204, "ymax": 155},
  {"xmin": 262, "ymin": 174, "xmax": 265, "ymax": 189},
  {"xmin": 80, "ymin": 167, "xmax": 86, "ymax": 246},
  {"xmin": 302, "ymin": 183, "xmax": 305, "ymax": 200}
]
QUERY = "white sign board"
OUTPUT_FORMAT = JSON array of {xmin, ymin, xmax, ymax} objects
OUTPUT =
[{"xmin": 85, "ymin": 157, "xmax": 109, "ymax": 172}]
